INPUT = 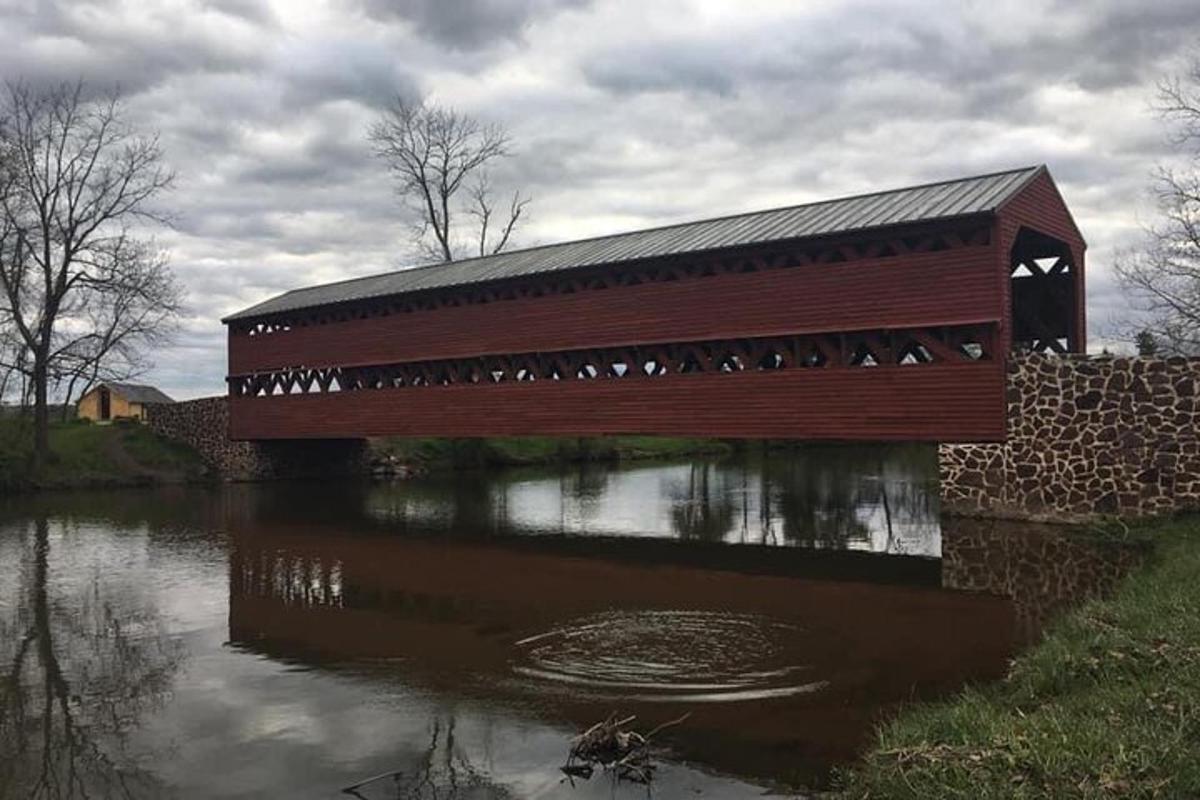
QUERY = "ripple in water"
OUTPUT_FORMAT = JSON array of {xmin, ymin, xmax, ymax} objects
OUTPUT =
[{"xmin": 511, "ymin": 610, "xmax": 827, "ymax": 703}]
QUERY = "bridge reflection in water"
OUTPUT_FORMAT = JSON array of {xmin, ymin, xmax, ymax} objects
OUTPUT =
[
  {"xmin": 219, "ymin": 451, "xmax": 1141, "ymax": 792},
  {"xmin": 229, "ymin": 527, "xmax": 1014, "ymax": 789}
]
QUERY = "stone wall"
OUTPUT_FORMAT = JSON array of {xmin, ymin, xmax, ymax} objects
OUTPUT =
[
  {"xmin": 940, "ymin": 354, "xmax": 1200, "ymax": 520},
  {"xmin": 147, "ymin": 396, "xmax": 366, "ymax": 481}
]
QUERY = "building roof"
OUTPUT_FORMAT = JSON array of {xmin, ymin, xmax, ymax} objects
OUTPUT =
[
  {"xmin": 225, "ymin": 165, "xmax": 1045, "ymax": 322},
  {"xmin": 96, "ymin": 382, "xmax": 175, "ymax": 404}
]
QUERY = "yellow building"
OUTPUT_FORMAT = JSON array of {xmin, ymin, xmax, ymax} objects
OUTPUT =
[{"xmin": 76, "ymin": 382, "xmax": 175, "ymax": 422}]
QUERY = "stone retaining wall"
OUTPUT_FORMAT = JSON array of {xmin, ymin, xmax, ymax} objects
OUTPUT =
[
  {"xmin": 146, "ymin": 396, "xmax": 366, "ymax": 481},
  {"xmin": 940, "ymin": 354, "xmax": 1200, "ymax": 520}
]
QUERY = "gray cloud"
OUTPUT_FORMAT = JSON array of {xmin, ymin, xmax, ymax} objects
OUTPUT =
[
  {"xmin": 352, "ymin": 0, "xmax": 591, "ymax": 50},
  {"xmin": 0, "ymin": 0, "xmax": 270, "ymax": 95}
]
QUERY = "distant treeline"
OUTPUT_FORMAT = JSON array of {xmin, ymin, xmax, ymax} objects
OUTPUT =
[{"xmin": 0, "ymin": 404, "xmax": 75, "ymax": 420}]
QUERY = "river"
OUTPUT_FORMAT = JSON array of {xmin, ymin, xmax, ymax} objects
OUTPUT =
[{"xmin": 0, "ymin": 445, "xmax": 1141, "ymax": 798}]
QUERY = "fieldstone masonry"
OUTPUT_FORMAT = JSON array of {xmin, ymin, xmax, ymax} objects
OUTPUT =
[
  {"xmin": 146, "ymin": 396, "xmax": 365, "ymax": 481},
  {"xmin": 940, "ymin": 354, "xmax": 1200, "ymax": 520}
]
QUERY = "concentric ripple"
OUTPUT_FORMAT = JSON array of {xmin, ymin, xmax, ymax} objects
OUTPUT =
[{"xmin": 511, "ymin": 610, "xmax": 827, "ymax": 702}]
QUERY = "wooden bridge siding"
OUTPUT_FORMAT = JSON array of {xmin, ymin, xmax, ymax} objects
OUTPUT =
[
  {"xmin": 228, "ymin": 247, "xmax": 1002, "ymax": 374},
  {"xmin": 228, "ymin": 362, "xmax": 1006, "ymax": 442},
  {"xmin": 998, "ymin": 172, "xmax": 1088, "ymax": 352}
]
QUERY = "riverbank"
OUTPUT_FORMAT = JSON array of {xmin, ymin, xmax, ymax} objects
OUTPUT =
[
  {"xmin": 836, "ymin": 516, "xmax": 1200, "ymax": 799},
  {"xmin": 1, "ymin": 420, "xmax": 736, "ymax": 491},
  {"xmin": 372, "ymin": 435, "xmax": 734, "ymax": 471},
  {"xmin": 0, "ymin": 419, "xmax": 208, "ymax": 491}
]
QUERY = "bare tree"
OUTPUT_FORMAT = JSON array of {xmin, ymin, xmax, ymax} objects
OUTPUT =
[
  {"xmin": 0, "ymin": 81, "xmax": 179, "ymax": 467},
  {"xmin": 0, "ymin": 320, "xmax": 25, "ymax": 410},
  {"xmin": 53, "ymin": 242, "xmax": 180, "ymax": 419},
  {"xmin": 369, "ymin": 98, "xmax": 529, "ymax": 263},
  {"xmin": 1115, "ymin": 58, "xmax": 1200, "ymax": 353}
]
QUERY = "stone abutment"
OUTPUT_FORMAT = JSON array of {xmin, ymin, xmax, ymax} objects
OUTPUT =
[
  {"xmin": 940, "ymin": 354, "xmax": 1200, "ymax": 520},
  {"xmin": 146, "ymin": 396, "xmax": 366, "ymax": 481}
]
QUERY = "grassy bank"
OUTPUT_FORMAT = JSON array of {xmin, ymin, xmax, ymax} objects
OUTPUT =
[
  {"xmin": 0, "ymin": 418, "xmax": 207, "ymax": 491},
  {"xmin": 374, "ymin": 435, "xmax": 735, "ymax": 470},
  {"xmin": 837, "ymin": 517, "xmax": 1200, "ymax": 799}
]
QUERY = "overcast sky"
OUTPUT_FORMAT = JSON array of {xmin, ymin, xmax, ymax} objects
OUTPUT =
[{"xmin": 3, "ymin": 0, "xmax": 1196, "ymax": 398}]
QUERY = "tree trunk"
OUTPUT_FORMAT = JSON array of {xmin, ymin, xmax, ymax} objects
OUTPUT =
[
  {"xmin": 61, "ymin": 374, "xmax": 81, "ymax": 422},
  {"xmin": 32, "ymin": 352, "xmax": 50, "ymax": 470}
]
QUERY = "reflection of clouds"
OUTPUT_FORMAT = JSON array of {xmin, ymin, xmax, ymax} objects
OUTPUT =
[
  {"xmin": 237, "ymin": 702, "xmax": 329, "ymax": 744},
  {"xmin": 149, "ymin": 633, "xmax": 772, "ymax": 798},
  {"xmin": 0, "ymin": 518, "xmax": 186, "ymax": 798},
  {"xmin": 362, "ymin": 447, "xmax": 941, "ymax": 555}
]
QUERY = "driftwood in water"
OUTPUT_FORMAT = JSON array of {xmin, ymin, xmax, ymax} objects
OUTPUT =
[{"xmin": 562, "ymin": 712, "xmax": 691, "ymax": 785}]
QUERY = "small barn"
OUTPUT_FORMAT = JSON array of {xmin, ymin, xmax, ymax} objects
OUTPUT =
[{"xmin": 77, "ymin": 382, "xmax": 175, "ymax": 422}]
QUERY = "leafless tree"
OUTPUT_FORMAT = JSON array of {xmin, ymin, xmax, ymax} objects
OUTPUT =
[
  {"xmin": 1115, "ymin": 58, "xmax": 1200, "ymax": 353},
  {"xmin": 369, "ymin": 98, "xmax": 529, "ymax": 263},
  {"xmin": 52, "ymin": 242, "xmax": 180, "ymax": 419},
  {"xmin": 0, "ymin": 321, "xmax": 26, "ymax": 410},
  {"xmin": 0, "ymin": 81, "xmax": 179, "ymax": 466}
]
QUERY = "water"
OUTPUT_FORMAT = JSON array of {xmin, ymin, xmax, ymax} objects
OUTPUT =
[{"xmin": 0, "ymin": 446, "xmax": 1142, "ymax": 798}]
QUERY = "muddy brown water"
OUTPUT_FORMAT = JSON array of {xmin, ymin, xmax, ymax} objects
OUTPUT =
[{"xmin": 0, "ymin": 446, "xmax": 1143, "ymax": 798}]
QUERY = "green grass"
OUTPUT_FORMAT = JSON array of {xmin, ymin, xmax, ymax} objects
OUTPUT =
[
  {"xmin": 836, "ymin": 516, "xmax": 1200, "ymax": 799},
  {"xmin": 0, "ymin": 417, "xmax": 207, "ymax": 491},
  {"xmin": 374, "ymin": 435, "xmax": 734, "ymax": 470}
]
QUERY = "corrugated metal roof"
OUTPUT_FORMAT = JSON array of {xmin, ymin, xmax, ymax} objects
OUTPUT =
[{"xmin": 225, "ymin": 165, "xmax": 1044, "ymax": 322}]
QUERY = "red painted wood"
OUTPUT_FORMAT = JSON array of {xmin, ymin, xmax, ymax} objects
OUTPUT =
[
  {"xmin": 229, "ymin": 248, "xmax": 1001, "ymax": 373},
  {"xmin": 229, "ymin": 362, "xmax": 1006, "ymax": 442},
  {"xmin": 997, "ymin": 171, "xmax": 1087, "ymax": 352}
]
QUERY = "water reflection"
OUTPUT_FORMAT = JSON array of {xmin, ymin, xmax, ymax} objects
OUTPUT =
[
  {"xmin": 0, "ymin": 449, "xmax": 1147, "ymax": 798},
  {"xmin": 941, "ymin": 516, "xmax": 1148, "ymax": 644},
  {"xmin": 511, "ymin": 610, "xmax": 826, "ymax": 703},
  {"xmin": 342, "ymin": 716, "xmax": 518, "ymax": 800},
  {"xmin": 362, "ymin": 445, "xmax": 940, "ymax": 556},
  {"xmin": 226, "ymin": 519, "xmax": 1015, "ymax": 790},
  {"xmin": 0, "ymin": 516, "xmax": 184, "ymax": 799}
]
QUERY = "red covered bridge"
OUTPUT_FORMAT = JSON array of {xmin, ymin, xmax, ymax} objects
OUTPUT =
[{"xmin": 223, "ymin": 165, "xmax": 1084, "ymax": 442}]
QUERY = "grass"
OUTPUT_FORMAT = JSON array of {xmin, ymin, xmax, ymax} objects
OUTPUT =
[
  {"xmin": 835, "ymin": 516, "xmax": 1200, "ymax": 799},
  {"xmin": 374, "ymin": 435, "xmax": 735, "ymax": 470},
  {"xmin": 0, "ymin": 417, "xmax": 207, "ymax": 491}
]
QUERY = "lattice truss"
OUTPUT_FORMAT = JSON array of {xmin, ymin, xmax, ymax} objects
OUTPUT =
[
  {"xmin": 231, "ymin": 225, "xmax": 991, "ymax": 337},
  {"xmin": 1010, "ymin": 227, "xmax": 1077, "ymax": 354},
  {"xmin": 231, "ymin": 324, "xmax": 997, "ymax": 398}
]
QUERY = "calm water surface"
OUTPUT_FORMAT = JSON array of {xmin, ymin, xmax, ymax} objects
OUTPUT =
[{"xmin": 0, "ymin": 446, "xmax": 1141, "ymax": 799}]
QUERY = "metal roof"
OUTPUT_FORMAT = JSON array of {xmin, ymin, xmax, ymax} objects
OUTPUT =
[
  {"xmin": 225, "ymin": 165, "xmax": 1044, "ymax": 322},
  {"xmin": 97, "ymin": 382, "xmax": 175, "ymax": 404}
]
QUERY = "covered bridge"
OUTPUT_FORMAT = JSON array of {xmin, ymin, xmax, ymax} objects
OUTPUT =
[{"xmin": 223, "ymin": 165, "xmax": 1084, "ymax": 442}]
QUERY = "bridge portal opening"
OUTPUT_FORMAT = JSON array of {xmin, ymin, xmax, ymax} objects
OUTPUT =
[{"xmin": 1010, "ymin": 226, "xmax": 1080, "ymax": 354}]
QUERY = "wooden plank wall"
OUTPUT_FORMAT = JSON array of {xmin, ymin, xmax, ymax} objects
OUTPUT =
[
  {"xmin": 229, "ymin": 362, "xmax": 1006, "ymax": 442},
  {"xmin": 229, "ymin": 248, "xmax": 1001, "ymax": 374}
]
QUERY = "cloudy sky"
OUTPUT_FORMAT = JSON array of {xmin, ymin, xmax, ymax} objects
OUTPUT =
[{"xmin": 3, "ymin": 0, "xmax": 1197, "ymax": 398}]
